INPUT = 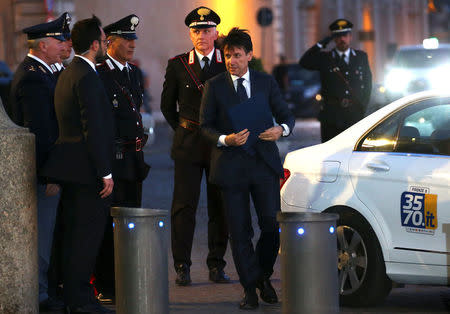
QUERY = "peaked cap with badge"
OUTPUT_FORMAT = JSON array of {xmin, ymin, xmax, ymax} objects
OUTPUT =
[
  {"xmin": 329, "ymin": 18, "xmax": 353, "ymax": 35},
  {"xmin": 22, "ymin": 12, "xmax": 70, "ymax": 41},
  {"xmin": 184, "ymin": 6, "xmax": 220, "ymax": 28},
  {"xmin": 104, "ymin": 14, "xmax": 140, "ymax": 40}
]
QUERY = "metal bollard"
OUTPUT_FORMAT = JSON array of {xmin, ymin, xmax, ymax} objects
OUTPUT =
[
  {"xmin": 111, "ymin": 207, "xmax": 169, "ymax": 314},
  {"xmin": 277, "ymin": 212, "xmax": 339, "ymax": 314}
]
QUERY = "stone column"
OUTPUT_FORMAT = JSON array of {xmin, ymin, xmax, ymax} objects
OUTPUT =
[{"xmin": 0, "ymin": 100, "xmax": 38, "ymax": 313}]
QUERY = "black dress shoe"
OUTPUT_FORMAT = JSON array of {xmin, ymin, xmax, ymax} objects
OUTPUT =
[
  {"xmin": 39, "ymin": 296, "xmax": 65, "ymax": 311},
  {"xmin": 256, "ymin": 278, "xmax": 278, "ymax": 304},
  {"xmin": 209, "ymin": 268, "xmax": 231, "ymax": 283},
  {"xmin": 239, "ymin": 289, "xmax": 259, "ymax": 310},
  {"xmin": 175, "ymin": 263, "xmax": 191, "ymax": 286},
  {"xmin": 65, "ymin": 302, "xmax": 115, "ymax": 313}
]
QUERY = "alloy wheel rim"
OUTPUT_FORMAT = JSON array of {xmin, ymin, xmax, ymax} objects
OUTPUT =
[{"xmin": 337, "ymin": 225, "xmax": 368, "ymax": 295}]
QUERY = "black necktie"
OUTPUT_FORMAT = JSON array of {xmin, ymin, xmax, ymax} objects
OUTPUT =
[
  {"xmin": 122, "ymin": 67, "xmax": 130, "ymax": 82},
  {"xmin": 339, "ymin": 53, "xmax": 347, "ymax": 66},
  {"xmin": 237, "ymin": 77, "xmax": 248, "ymax": 102},
  {"xmin": 202, "ymin": 56, "xmax": 210, "ymax": 73}
]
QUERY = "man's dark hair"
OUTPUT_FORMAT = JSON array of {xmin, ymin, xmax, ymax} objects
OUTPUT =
[
  {"xmin": 71, "ymin": 15, "xmax": 102, "ymax": 55},
  {"xmin": 223, "ymin": 27, "xmax": 252, "ymax": 53}
]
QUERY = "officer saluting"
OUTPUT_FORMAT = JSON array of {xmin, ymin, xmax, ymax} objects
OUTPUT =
[
  {"xmin": 300, "ymin": 19, "xmax": 372, "ymax": 142},
  {"xmin": 95, "ymin": 14, "xmax": 150, "ymax": 299},
  {"xmin": 161, "ymin": 7, "xmax": 229, "ymax": 286}
]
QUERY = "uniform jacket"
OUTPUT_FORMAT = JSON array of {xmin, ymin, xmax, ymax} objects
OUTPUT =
[
  {"xmin": 97, "ymin": 56, "xmax": 149, "ymax": 181},
  {"xmin": 200, "ymin": 70, "xmax": 295, "ymax": 186},
  {"xmin": 160, "ymin": 48, "xmax": 226, "ymax": 162},
  {"xmin": 299, "ymin": 45, "xmax": 372, "ymax": 127},
  {"xmin": 9, "ymin": 56, "xmax": 58, "ymax": 176},
  {"xmin": 41, "ymin": 57, "xmax": 114, "ymax": 185}
]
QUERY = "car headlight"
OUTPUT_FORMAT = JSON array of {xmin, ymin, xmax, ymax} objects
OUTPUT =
[
  {"xmin": 427, "ymin": 64, "xmax": 450, "ymax": 90},
  {"xmin": 385, "ymin": 68, "xmax": 412, "ymax": 93}
]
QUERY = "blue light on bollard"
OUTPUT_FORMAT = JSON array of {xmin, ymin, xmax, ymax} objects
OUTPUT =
[
  {"xmin": 297, "ymin": 227, "xmax": 305, "ymax": 235},
  {"xmin": 158, "ymin": 221, "xmax": 164, "ymax": 228},
  {"xmin": 128, "ymin": 222, "xmax": 135, "ymax": 229},
  {"xmin": 329, "ymin": 226, "xmax": 335, "ymax": 234}
]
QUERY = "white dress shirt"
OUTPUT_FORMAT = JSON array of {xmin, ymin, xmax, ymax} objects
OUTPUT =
[
  {"xmin": 195, "ymin": 48, "xmax": 215, "ymax": 69},
  {"xmin": 336, "ymin": 48, "xmax": 350, "ymax": 64}
]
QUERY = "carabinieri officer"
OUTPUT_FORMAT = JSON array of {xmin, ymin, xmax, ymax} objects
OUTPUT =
[
  {"xmin": 95, "ymin": 14, "xmax": 150, "ymax": 300},
  {"xmin": 161, "ymin": 6, "xmax": 229, "ymax": 286},
  {"xmin": 299, "ymin": 19, "xmax": 372, "ymax": 142}
]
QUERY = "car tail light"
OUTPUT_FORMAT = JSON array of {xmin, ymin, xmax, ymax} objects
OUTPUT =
[{"xmin": 280, "ymin": 168, "xmax": 291, "ymax": 190}]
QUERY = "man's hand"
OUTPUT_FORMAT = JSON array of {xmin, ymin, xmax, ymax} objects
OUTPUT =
[
  {"xmin": 318, "ymin": 35, "xmax": 333, "ymax": 48},
  {"xmin": 100, "ymin": 178, "xmax": 114, "ymax": 198},
  {"xmin": 225, "ymin": 129, "xmax": 249, "ymax": 146},
  {"xmin": 45, "ymin": 184, "xmax": 60, "ymax": 197},
  {"xmin": 259, "ymin": 126, "xmax": 283, "ymax": 142}
]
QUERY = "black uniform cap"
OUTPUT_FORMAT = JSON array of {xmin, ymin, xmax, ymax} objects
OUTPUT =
[
  {"xmin": 23, "ymin": 12, "xmax": 70, "ymax": 41},
  {"xmin": 329, "ymin": 19, "xmax": 353, "ymax": 35},
  {"xmin": 104, "ymin": 15, "xmax": 140, "ymax": 40},
  {"xmin": 185, "ymin": 6, "xmax": 220, "ymax": 29}
]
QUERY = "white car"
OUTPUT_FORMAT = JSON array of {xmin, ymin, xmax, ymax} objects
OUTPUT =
[{"xmin": 280, "ymin": 90, "xmax": 449, "ymax": 306}]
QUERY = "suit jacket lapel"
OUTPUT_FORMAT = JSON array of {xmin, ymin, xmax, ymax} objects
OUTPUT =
[
  {"xmin": 226, "ymin": 72, "xmax": 240, "ymax": 104},
  {"xmin": 249, "ymin": 69, "xmax": 258, "ymax": 98}
]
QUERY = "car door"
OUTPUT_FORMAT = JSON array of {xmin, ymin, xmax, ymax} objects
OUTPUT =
[{"xmin": 348, "ymin": 97, "xmax": 450, "ymax": 266}]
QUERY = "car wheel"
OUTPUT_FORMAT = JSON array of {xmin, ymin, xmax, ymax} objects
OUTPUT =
[{"xmin": 336, "ymin": 211, "xmax": 392, "ymax": 307}]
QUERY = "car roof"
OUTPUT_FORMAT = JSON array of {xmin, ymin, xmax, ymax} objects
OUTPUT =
[{"xmin": 397, "ymin": 43, "xmax": 450, "ymax": 51}]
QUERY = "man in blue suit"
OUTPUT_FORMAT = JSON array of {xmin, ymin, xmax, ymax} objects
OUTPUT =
[{"xmin": 200, "ymin": 28, "xmax": 295, "ymax": 310}]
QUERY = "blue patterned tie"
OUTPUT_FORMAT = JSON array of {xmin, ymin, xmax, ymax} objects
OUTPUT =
[{"xmin": 237, "ymin": 77, "xmax": 248, "ymax": 102}]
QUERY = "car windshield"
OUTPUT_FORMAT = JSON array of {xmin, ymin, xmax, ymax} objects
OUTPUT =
[{"xmin": 393, "ymin": 48, "xmax": 450, "ymax": 68}]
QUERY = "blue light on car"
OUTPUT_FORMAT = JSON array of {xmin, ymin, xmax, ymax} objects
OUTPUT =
[
  {"xmin": 128, "ymin": 222, "xmax": 135, "ymax": 229},
  {"xmin": 297, "ymin": 227, "xmax": 305, "ymax": 235},
  {"xmin": 329, "ymin": 226, "xmax": 335, "ymax": 234}
]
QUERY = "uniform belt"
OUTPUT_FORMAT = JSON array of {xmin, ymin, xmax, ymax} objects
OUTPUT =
[
  {"xmin": 179, "ymin": 117, "xmax": 199, "ymax": 130},
  {"xmin": 116, "ymin": 138, "xmax": 143, "ymax": 152}
]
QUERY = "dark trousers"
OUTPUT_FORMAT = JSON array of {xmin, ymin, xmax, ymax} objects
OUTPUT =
[
  {"xmin": 94, "ymin": 179, "xmax": 142, "ymax": 294},
  {"xmin": 220, "ymin": 154, "xmax": 280, "ymax": 290},
  {"xmin": 57, "ymin": 182, "xmax": 110, "ymax": 307},
  {"xmin": 171, "ymin": 158, "xmax": 228, "ymax": 270}
]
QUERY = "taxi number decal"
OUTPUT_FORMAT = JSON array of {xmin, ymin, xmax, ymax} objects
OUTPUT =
[{"xmin": 400, "ymin": 192, "xmax": 437, "ymax": 235}]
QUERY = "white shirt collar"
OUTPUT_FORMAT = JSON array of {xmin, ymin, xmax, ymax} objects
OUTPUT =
[
  {"xmin": 195, "ymin": 48, "xmax": 215, "ymax": 63},
  {"xmin": 230, "ymin": 69, "xmax": 250, "ymax": 83},
  {"xmin": 27, "ymin": 53, "xmax": 53, "ymax": 73},
  {"xmin": 336, "ymin": 48, "xmax": 350, "ymax": 58},
  {"xmin": 75, "ymin": 55, "xmax": 97, "ymax": 71},
  {"xmin": 107, "ymin": 53, "xmax": 129, "ymax": 71}
]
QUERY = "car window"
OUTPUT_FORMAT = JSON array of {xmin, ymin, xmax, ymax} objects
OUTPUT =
[{"xmin": 357, "ymin": 97, "xmax": 450, "ymax": 156}]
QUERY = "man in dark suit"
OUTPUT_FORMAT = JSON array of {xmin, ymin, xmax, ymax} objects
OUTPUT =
[
  {"xmin": 160, "ymin": 6, "xmax": 229, "ymax": 286},
  {"xmin": 94, "ymin": 14, "xmax": 150, "ymax": 300},
  {"xmin": 200, "ymin": 28, "xmax": 295, "ymax": 310},
  {"xmin": 8, "ymin": 15, "xmax": 66, "ymax": 311},
  {"xmin": 41, "ymin": 16, "xmax": 114, "ymax": 313},
  {"xmin": 299, "ymin": 19, "xmax": 372, "ymax": 142}
]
